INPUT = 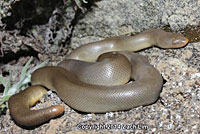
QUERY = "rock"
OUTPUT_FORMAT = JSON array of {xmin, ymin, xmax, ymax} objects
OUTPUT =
[{"xmin": 70, "ymin": 0, "xmax": 200, "ymax": 49}]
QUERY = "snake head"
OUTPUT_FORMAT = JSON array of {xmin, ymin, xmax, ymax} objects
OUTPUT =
[{"xmin": 156, "ymin": 32, "xmax": 189, "ymax": 49}]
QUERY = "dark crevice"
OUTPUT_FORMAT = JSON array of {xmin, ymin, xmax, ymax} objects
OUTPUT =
[
  {"xmin": 0, "ymin": 45, "xmax": 39, "ymax": 64},
  {"xmin": 0, "ymin": 0, "xmax": 99, "ymax": 63},
  {"xmin": 1, "ymin": 0, "xmax": 63, "ymax": 35},
  {"xmin": 2, "ymin": 71, "xmax": 9, "ymax": 77},
  {"xmin": 62, "ymin": 0, "xmax": 99, "ymax": 47},
  {"xmin": 62, "ymin": 9, "xmax": 80, "ymax": 47},
  {"xmin": 0, "ymin": 84, "xmax": 4, "ymax": 93}
]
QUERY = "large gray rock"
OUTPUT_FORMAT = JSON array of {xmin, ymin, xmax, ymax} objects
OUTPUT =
[{"xmin": 70, "ymin": 0, "xmax": 200, "ymax": 49}]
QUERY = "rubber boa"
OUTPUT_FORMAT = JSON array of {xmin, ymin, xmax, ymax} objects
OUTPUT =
[
  {"xmin": 66, "ymin": 29, "xmax": 189, "ymax": 62},
  {"xmin": 8, "ymin": 29, "xmax": 189, "ymax": 126}
]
